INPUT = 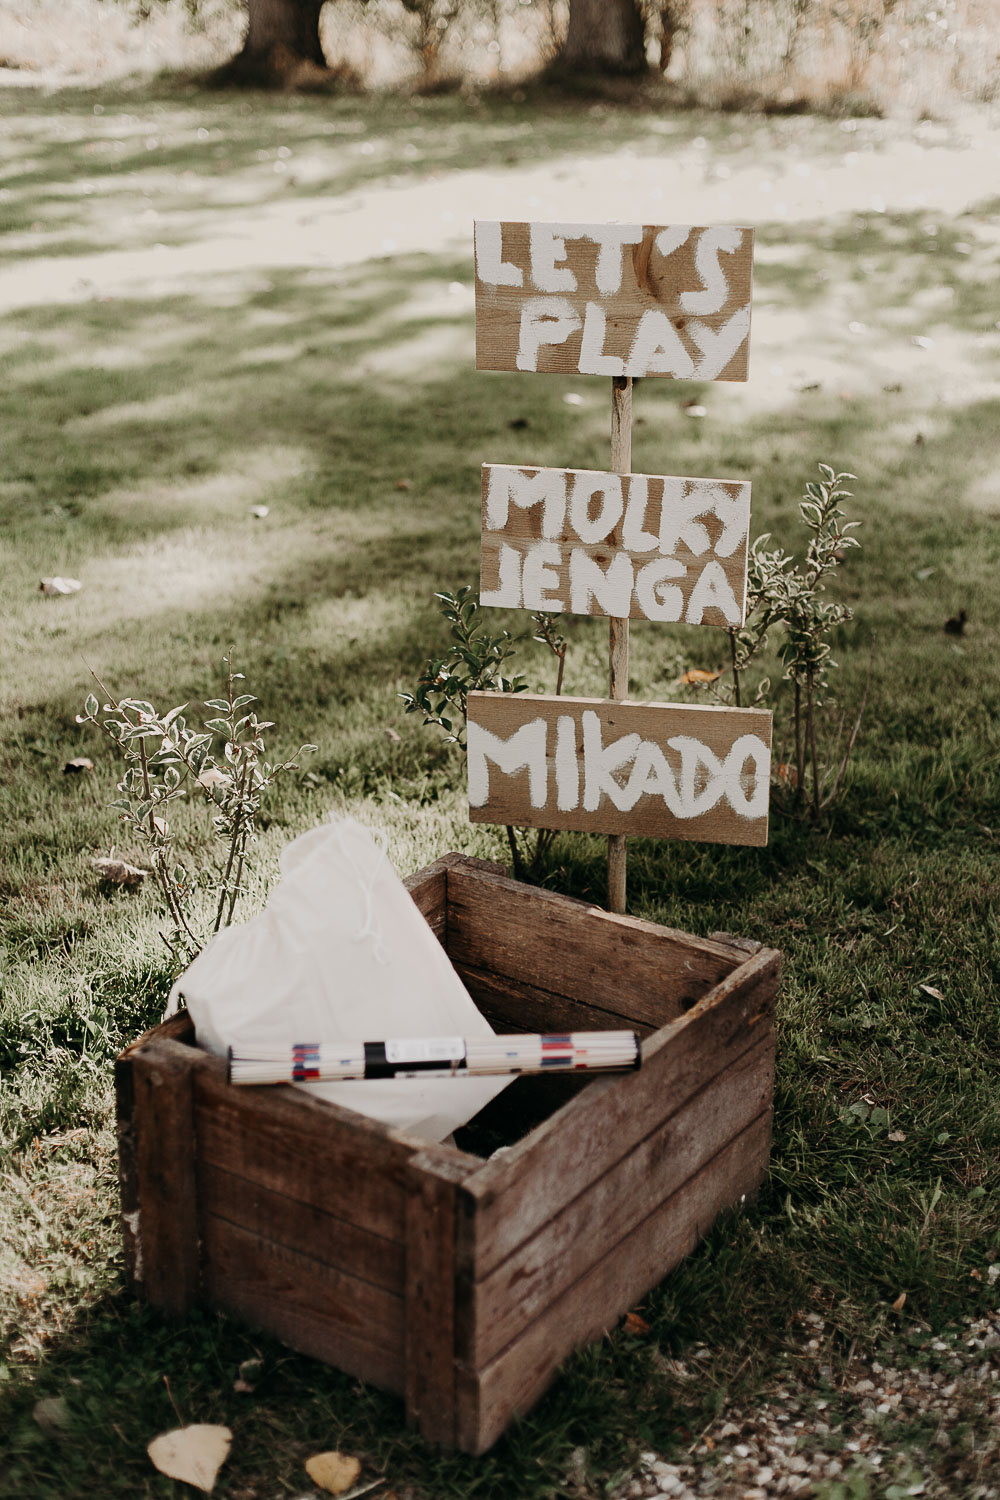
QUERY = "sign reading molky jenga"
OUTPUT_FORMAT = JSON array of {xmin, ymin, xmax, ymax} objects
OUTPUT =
[{"xmin": 470, "ymin": 220, "xmax": 770, "ymax": 901}]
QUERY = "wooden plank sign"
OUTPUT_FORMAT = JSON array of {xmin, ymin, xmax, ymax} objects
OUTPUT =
[
  {"xmin": 480, "ymin": 464, "xmax": 750, "ymax": 627},
  {"xmin": 467, "ymin": 691, "xmax": 771, "ymax": 847},
  {"xmin": 475, "ymin": 221, "xmax": 753, "ymax": 380}
]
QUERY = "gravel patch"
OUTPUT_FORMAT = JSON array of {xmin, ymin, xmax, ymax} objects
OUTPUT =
[{"xmin": 611, "ymin": 1294, "xmax": 1000, "ymax": 1500}]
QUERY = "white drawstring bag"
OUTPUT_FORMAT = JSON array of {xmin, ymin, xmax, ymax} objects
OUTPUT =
[{"xmin": 166, "ymin": 817, "xmax": 511, "ymax": 1142}]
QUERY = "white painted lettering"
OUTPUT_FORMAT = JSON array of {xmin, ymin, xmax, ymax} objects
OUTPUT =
[
  {"xmin": 680, "ymin": 226, "xmax": 744, "ymax": 316},
  {"xmin": 486, "ymin": 466, "xmax": 567, "ymax": 537},
  {"xmin": 634, "ymin": 557, "xmax": 686, "ymax": 621},
  {"xmin": 686, "ymin": 560, "xmax": 741, "ymax": 624},
  {"xmin": 555, "ymin": 714, "xmax": 580, "ymax": 811},
  {"xmin": 521, "ymin": 542, "xmax": 564, "ymax": 610},
  {"xmin": 654, "ymin": 226, "xmax": 691, "ymax": 261},
  {"xmin": 722, "ymin": 734, "xmax": 770, "ymax": 819},
  {"xmin": 479, "ymin": 542, "xmax": 523, "ymax": 607},
  {"xmin": 529, "ymin": 224, "xmax": 577, "ymax": 293},
  {"xmin": 620, "ymin": 739, "xmax": 684, "ymax": 815},
  {"xmin": 621, "ymin": 476, "xmax": 657, "ymax": 552},
  {"xmin": 658, "ymin": 478, "xmax": 712, "ymax": 555},
  {"xmin": 475, "ymin": 221, "xmax": 523, "ymax": 287},
  {"xmin": 516, "ymin": 297, "xmax": 582, "ymax": 372},
  {"xmin": 689, "ymin": 303, "xmax": 751, "ymax": 379},
  {"xmin": 568, "ymin": 472, "xmax": 624, "ymax": 543},
  {"xmin": 668, "ymin": 735, "xmax": 727, "ymax": 818},
  {"xmin": 582, "ymin": 711, "xmax": 641, "ymax": 812},
  {"xmin": 468, "ymin": 717, "xmax": 548, "ymax": 809},
  {"xmin": 579, "ymin": 303, "xmax": 625, "ymax": 376},
  {"xmin": 705, "ymin": 482, "xmax": 749, "ymax": 557},
  {"xmin": 569, "ymin": 550, "xmax": 634, "ymax": 617},
  {"xmin": 627, "ymin": 309, "xmax": 695, "ymax": 378},
  {"xmin": 579, "ymin": 224, "xmax": 644, "ymax": 294}
]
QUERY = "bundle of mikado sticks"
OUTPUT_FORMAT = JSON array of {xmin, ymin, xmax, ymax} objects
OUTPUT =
[{"xmin": 228, "ymin": 1030, "xmax": 641, "ymax": 1086}]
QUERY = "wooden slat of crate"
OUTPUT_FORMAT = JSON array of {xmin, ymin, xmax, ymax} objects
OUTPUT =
[
  {"xmin": 460, "ymin": 947, "xmax": 779, "ymax": 1275},
  {"xmin": 464, "ymin": 1031, "xmax": 773, "ymax": 1366},
  {"xmin": 456, "ymin": 1109, "xmax": 772, "ymax": 1454},
  {"xmin": 193, "ymin": 1065, "xmax": 415, "ymax": 1244},
  {"xmin": 196, "ymin": 1160, "xmax": 405, "ymax": 1294},
  {"xmin": 200, "ymin": 1213, "xmax": 405, "ymax": 1394},
  {"xmin": 404, "ymin": 1152, "xmax": 480, "ymax": 1446},
  {"xmin": 403, "ymin": 858, "xmax": 449, "ymax": 942},
  {"xmin": 455, "ymin": 962, "xmax": 659, "ymax": 1037},
  {"xmin": 121, "ymin": 1036, "xmax": 205, "ymax": 1313},
  {"xmin": 446, "ymin": 861, "xmax": 744, "ymax": 1026}
]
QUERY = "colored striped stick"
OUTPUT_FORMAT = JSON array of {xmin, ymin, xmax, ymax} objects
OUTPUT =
[{"xmin": 228, "ymin": 1030, "xmax": 641, "ymax": 1086}]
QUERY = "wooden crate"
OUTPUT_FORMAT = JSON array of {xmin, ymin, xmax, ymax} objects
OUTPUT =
[{"xmin": 116, "ymin": 853, "xmax": 780, "ymax": 1455}]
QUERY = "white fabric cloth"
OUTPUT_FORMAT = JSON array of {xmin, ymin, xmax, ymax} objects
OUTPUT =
[{"xmin": 166, "ymin": 817, "xmax": 510, "ymax": 1141}]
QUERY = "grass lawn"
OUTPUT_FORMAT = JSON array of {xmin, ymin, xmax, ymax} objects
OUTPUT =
[{"xmin": 1, "ymin": 77, "xmax": 999, "ymax": 1498}]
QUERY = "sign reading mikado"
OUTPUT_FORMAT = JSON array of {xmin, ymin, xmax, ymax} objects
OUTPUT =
[
  {"xmin": 475, "ymin": 221, "xmax": 754, "ymax": 380},
  {"xmin": 467, "ymin": 692, "xmax": 772, "ymax": 848}
]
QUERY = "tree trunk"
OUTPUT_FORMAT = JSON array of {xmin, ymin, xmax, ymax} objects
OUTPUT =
[
  {"xmin": 216, "ymin": 0, "xmax": 332, "ymax": 89},
  {"xmin": 556, "ymin": 0, "xmax": 648, "ymax": 76}
]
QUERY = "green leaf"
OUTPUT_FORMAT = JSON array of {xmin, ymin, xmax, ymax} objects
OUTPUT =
[
  {"xmin": 204, "ymin": 717, "xmax": 233, "ymax": 734},
  {"xmin": 231, "ymin": 694, "xmax": 256, "ymax": 710},
  {"xmin": 84, "ymin": 692, "xmax": 99, "ymax": 718},
  {"xmin": 204, "ymin": 698, "xmax": 231, "ymax": 711}
]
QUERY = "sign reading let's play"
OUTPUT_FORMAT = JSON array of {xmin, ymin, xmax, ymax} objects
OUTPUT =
[{"xmin": 474, "ymin": 220, "xmax": 754, "ymax": 380}]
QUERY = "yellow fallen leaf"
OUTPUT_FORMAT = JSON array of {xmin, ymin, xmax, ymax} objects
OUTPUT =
[
  {"xmin": 679, "ymin": 668, "xmax": 722, "ymax": 685},
  {"xmin": 623, "ymin": 1310, "xmax": 650, "ymax": 1335},
  {"xmin": 305, "ymin": 1451, "xmax": 363, "ymax": 1495},
  {"xmin": 891, "ymin": 1292, "xmax": 907, "ymax": 1313},
  {"xmin": 147, "ymin": 1424, "xmax": 232, "ymax": 1493}
]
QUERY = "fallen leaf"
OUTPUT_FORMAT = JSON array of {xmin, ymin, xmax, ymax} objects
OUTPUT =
[
  {"xmin": 33, "ymin": 1396, "xmax": 71, "ymax": 1436},
  {"xmin": 682, "ymin": 402, "xmax": 707, "ymax": 418},
  {"xmin": 234, "ymin": 1357, "xmax": 263, "ymax": 1392},
  {"xmin": 92, "ymin": 857, "xmax": 148, "ymax": 888},
  {"xmin": 914, "ymin": 566, "xmax": 936, "ymax": 581},
  {"xmin": 888, "ymin": 1130, "xmax": 907, "ymax": 1142},
  {"xmin": 562, "ymin": 392, "xmax": 584, "ymax": 406},
  {"xmin": 919, "ymin": 984, "xmax": 945, "ymax": 1002},
  {"xmin": 891, "ymin": 1292, "xmax": 907, "ymax": 1312},
  {"xmin": 678, "ymin": 668, "xmax": 721, "ymax": 685},
  {"xmin": 776, "ymin": 762, "xmax": 799, "ymax": 785},
  {"xmin": 384, "ymin": 727, "xmax": 401, "ymax": 744},
  {"xmin": 394, "ymin": 478, "xmax": 412, "ymax": 490},
  {"xmin": 305, "ymin": 1451, "xmax": 362, "ymax": 1495},
  {"xmin": 250, "ymin": 505, "xmax": 269, "ymax": 519},
  {"xmin": 148, "ymin": 1424, "xmax": 232, "ymax": 1493},
  {"xmin": 623, "ymin": 1310, "xmax": 650, "ymax": 1335},
  {"xmin": 40, "ymin": 577, "xmax": 82, "ymax": 596},
  {"xmin": 63, "ymin": 757, "xmax": 94, "ymax": 774},
  {"xmin": 912, "ymin": 334, "xmax": 934, "ymax": 350}
]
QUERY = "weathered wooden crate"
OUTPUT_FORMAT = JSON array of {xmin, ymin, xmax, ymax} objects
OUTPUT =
[{"xmin": 116, "ymin": 853, "xmax": 780, "ymax": 1455}]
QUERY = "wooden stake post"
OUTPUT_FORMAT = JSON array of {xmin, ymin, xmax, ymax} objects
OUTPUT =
[
  {"xmin": 608, "ymin": 375, "xmax": 631, "ymax": 912},
  {"xmin": 472, "ymin": 220, "xmax": 766, "ymax": 911}
]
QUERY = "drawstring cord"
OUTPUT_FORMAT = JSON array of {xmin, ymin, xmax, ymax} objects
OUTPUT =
[{"xmin": 333, "ymin": 822, "xmax": 393, "ymax": 966}]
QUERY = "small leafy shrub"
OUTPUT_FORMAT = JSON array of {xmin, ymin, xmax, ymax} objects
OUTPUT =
[
  {"xmin": 687, "ymin": 464, "xmax": 868, "ymax": 821},
  {"xmin": 79, "ymin": 650, "xmax": 315, "ymax": 961}
]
